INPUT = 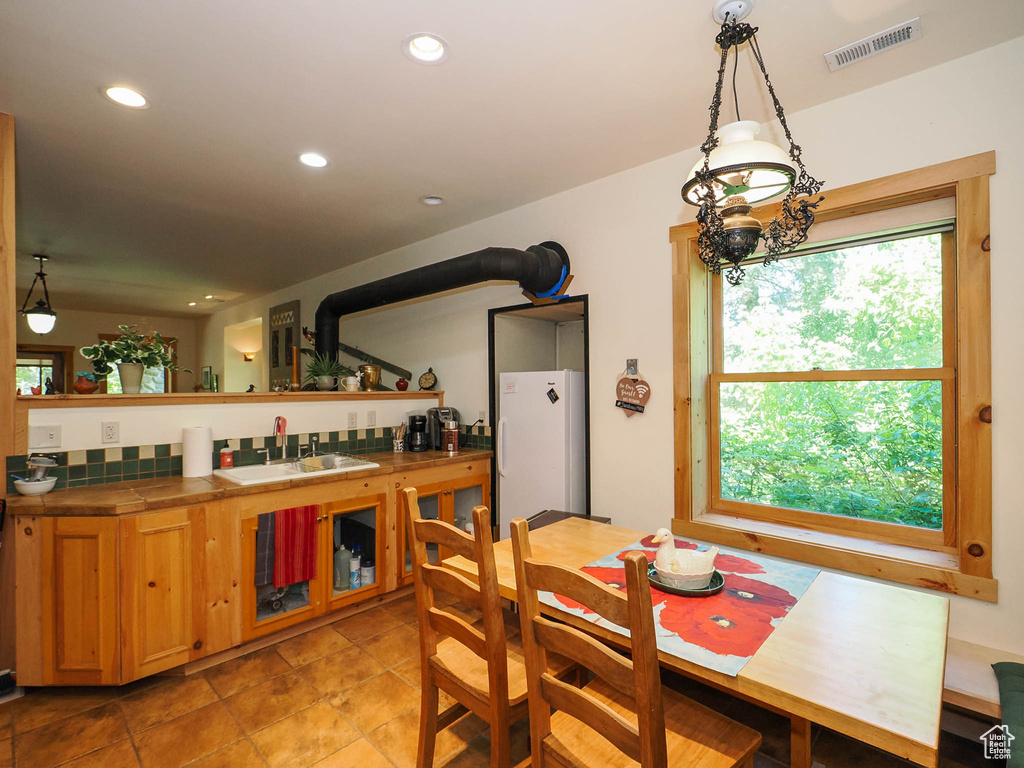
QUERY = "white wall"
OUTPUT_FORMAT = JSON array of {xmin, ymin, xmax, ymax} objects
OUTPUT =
[
  {"xmin": 556, "ymin": 320, "xmax": 585, "ymax": 372},
  {"xmin": 27, "ymin": 397, "xmax": 438, "ymax": 450},
  {"xmin": 494, "ymin": 316, "xmax": 557, "ymax": 375},
  {"xmin": 17, "ymin": 308, "xmax": 200, "ymax": 392},
  {"xmin": 222, "ymin": 320, "xmax": 264, "ymax": 393},
  {"xmin": 199, "ymin": 37, "xmax": 1024, "ymax": 652}
]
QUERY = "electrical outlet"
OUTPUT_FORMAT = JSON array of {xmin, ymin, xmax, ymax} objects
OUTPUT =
[
  {"xmin": 101, "ymin": 421, "xmax": 120, "ymax": 444},
  {"xmin": 478, "ymin": 410, "xmax": 486, "ymax": 422},
  {"xmin": 29, "ymin": 425, "xmax": 61, "ymax": 449},
  {"xmin": 367, "ymin": 410, "xmax": 376, "ymax": 427},
  {"xmin": 347, "ymin": 412, "xmax": 357, "ymax": 429}
]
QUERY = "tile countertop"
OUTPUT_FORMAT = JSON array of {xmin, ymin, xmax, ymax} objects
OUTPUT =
[{"xmin": 4, "ymin": 449, "xmax": 493, "ymax": 517}]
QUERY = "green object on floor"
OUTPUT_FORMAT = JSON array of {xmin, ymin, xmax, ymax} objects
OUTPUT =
[{"xmin": 993, "ymin": 662, "xmax": 1024, "ymax": 766}]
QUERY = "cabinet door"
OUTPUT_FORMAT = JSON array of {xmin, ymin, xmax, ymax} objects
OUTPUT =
[
  {"xmin": 121, "ymin": 508, "xmax": 200, "ymax": 680},
  {"xmin": 396, "ymin": 480, "xmax": 446, "ymax": 586},
  {"xmin": 39, "ymin": 516, "xmax": 120, "ymax": 685},
  {"xmin": 323, "ymin": 493, "xmax": 386, "ymax": 611},
  {"xmin": 449, "ymin": 473, "xmax": 491, "ymax": 535}
]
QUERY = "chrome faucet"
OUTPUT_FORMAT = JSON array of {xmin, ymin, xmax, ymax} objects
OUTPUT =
[{"xmin": 310, "ymin": 434, "xmax": 319, "ymax": 454}]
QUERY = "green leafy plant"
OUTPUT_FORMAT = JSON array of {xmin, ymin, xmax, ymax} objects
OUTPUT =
[
  {"xmin": 301, "ymin": 350, "xmax": 351, "ymax": 381},
  {"xmin": 80, "ymin": 325, "xmax": 192, "ymax": 376}
]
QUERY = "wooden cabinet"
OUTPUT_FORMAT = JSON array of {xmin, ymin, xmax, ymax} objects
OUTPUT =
[
  {"xmin": 396, "ymin": 465, "xmax": 490, "ymax": 587},
  {"xmin": 16, "ymin": 516, "xmax": 120, "ymax": 686}
]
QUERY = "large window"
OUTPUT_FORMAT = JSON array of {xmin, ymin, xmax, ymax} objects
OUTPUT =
[{"xmin": 671, "ymin": 154, "xmax": 995, "ymax": 600}]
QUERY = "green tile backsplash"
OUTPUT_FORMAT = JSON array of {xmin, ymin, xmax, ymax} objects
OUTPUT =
[{"xmin": 5, "ymin": 426, "xmax": 492, "ymax": 494}]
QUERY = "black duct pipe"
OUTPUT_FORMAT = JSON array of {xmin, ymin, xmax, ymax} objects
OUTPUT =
[{"xmin": 314, "ymin": 241, "xmax": 569, "ymax": 359}]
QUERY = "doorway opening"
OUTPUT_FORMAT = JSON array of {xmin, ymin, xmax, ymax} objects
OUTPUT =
[
  {"xmin": 488, "ymin": 296, "xmax": 590, "ymax": 538},
  {"xmin": 223, "ymin": 317, "xmax": 264, "ymax": 392}
]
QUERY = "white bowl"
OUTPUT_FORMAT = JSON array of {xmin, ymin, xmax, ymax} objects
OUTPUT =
[
  {"xmin": 654, "ymin": 564, "xmax": 716, "ymax": 590},
  {"xmin": 14, "ymin": 477, "xmax": 57, "ymax": 496}
]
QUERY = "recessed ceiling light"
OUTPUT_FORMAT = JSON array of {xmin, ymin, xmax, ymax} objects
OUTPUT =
[
  {"xmin": 188, "ymin": 302, "xmax": 197, "ymax": 306},
  {"xmin": 419, "ymin": 195, "xmax": 445, "ymax": 206},
  {"xmin": 205, "ymin": 294, "xmax": 213, "ymax": 299},
  {"xmin": 402, "ymin": 33, "xmax": 450, "ymax": 65},
  {"xmin": 103, "ymin": 86, "xmax": 149, "ymax": 109},
  {"xmin": 299, "ymin": 152, "xmax": 328, "ymax": 168}
]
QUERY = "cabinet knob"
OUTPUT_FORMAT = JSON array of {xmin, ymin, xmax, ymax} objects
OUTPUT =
[{"xmin": 193, "ymin": 640, "xmax": 203, "ymax": 650}]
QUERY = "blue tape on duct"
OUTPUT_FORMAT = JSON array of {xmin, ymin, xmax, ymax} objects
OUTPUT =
[{"xmin": 533, "ymin": 266, "xmax": 568, "ymax": 298}]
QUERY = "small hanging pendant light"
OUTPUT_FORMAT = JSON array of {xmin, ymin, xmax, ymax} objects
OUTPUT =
[
  {"xmin": 20, "ymin": 254, "xmax": 57, "ymax": 334},
  {"xmin": 681, "ymin": 1, "xmax": 824, "ymax": 286}
]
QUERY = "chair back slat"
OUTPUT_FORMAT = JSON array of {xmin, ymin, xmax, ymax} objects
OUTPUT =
[
  {"xmin": 533, "ymin": 617, "xmax": 635, "ymax": 697},
  {"xmin": 422, "ymin": 562, "xmax": 483, "ymax": 607},
  {"xmin": 414, "ymin": 517, "xmax": 477, "ymax": 561},
  {"xmin": 540, "ymin": 673, "xmax": 642, "ymax": 763},
  {"xmin": 428, "ymin": 607, "xmax": 488, "ymax": 659},
  {"xmin": 523, "ymin": 559, "xmax": 631, "ymax": 628},
  {"xmin": 510, "ymin": 517, "xmax": 669, "ymax": 768}
]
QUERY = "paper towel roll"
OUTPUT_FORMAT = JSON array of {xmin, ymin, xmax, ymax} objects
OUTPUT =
[{"xmin": 182, "ymin": 426, "xmax": 213, "ymax": 477}]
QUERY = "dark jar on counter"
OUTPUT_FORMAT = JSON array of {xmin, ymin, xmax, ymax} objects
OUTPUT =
[{"xmin": 442, "ymin": 420, "xmax": 460, "ymax": 454}]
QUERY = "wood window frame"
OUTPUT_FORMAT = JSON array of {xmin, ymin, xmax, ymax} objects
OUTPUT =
[
  {"xmin": 96, "ymin": 334, "xmax": 177, "ymax": 394},
  {"xmin": 16, "ymin": 343, "xmax": 76, "ymax": 394},
  {"xmin": 671, "ymin": 152, "xmax": 996, "ymax": 602}
]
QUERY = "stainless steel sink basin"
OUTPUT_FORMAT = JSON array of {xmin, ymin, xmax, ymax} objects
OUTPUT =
[{"xmin": 214, "ymin": 455, "xmax": 379, "ymax": 486}]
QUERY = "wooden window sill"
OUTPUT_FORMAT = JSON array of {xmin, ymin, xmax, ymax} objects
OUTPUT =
[{"xmin": 672, "ymin": 511, "xmax": 997, "ymax": 602}]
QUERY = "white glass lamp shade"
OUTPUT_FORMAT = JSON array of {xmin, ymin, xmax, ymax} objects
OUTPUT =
[
  {"xmin": 682, "ymin": 120, "xmax": 796, "ymax": 207},
  {"xmin": 24, "ymin": 302, "xmax": 56, "ymax": 334}
]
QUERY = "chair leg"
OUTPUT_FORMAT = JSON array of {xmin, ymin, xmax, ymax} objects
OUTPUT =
[
  {"xmin": 488, "ymin": 705, "xmax": 511, "ymax": 768},
  {"xmin": 418, "ymin": 679, "xmax": 440, "ymax": 768}
]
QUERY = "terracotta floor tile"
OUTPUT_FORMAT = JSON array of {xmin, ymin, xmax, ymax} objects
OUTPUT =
[
  {"xmin": 13, "ymin": 687, "xmax": 117, "ymax": 734},
  {"xmin": 368, "ymin": 707, "xmax": 486, "ymax": 768},
  {"xmin": 119, "ymin": 674, "xmax": 218, "ymax": 733},
  {"xmin": 225, "ymin": 670, "xmax": 321, "ymax": 733},
  {"xmin": 330, "ymin": 671, "xmax": 419, "ymax": 732},
  {"xmin": 0, "ymin": 737, "xmax": 10, "ymax": 768},
  {"xmin": 358, "ymin": 624, "xmax": 421, "ymax": 667},
  {"xmin": 133, "ymin": 701, "xmax": 244, "ymax": 768},
  {"xmin": 393, "ymin": 656, "xmax": 422, "ymax": 688},
  {"xmin": 332, "ymin": 606, "xmax": 403, "ymax": 643},
  {"xmin": 0, "ymin": 704, "xmax": 9, "ymax": 737},
  {"xmin": 59, "ymin": 739, "xmax": 140, "ymax": 768},
  {"xmin": 15, "ymin": 702, "xmax": 127, "ymax": 768},
  {"xmin": 298, "ymin": 645, "xmax": 385, "ymax": 699},
  {"xmin": 250, "ymin": 702, "xmax": 359, "ymax": 768},
  {"xmin": 203, "ymin": 646, "xmax": 292, "ymax": 698},
  {"xmin": 275, "ymin": 625, "xmax": 353, "ymax": 668},
  {"xmin": 185, "ymin": 739, "xmax": 266, "ymax": 768},
  {"xmin": 312, "ymin": 738, "xmax": 393, "ymax": 768},
  {"xmin": 382, "ymin": 594, "xmax": 420, "ymax": 624}
]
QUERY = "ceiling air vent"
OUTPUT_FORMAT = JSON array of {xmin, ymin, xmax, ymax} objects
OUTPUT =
[{"xmin": 824, "ymin": 17, "xmax": 922, "ymax": 72}]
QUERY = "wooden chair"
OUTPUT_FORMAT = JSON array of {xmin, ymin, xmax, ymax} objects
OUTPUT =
[
  {"xmin": 404, "ymin": 488, "xmax": 575, "ymax": 768},
  {"xmin": 509, "ymin": 517, "xmax": 762, "ymax": 768}
]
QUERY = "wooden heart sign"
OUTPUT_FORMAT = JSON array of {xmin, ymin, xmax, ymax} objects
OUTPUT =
[{"xmin": 615, "ymin": 377, "xmax": 651, "ymax": 417}]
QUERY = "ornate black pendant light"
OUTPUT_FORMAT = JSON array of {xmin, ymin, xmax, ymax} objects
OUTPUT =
[
  {"xmin": 681, "ymin": 4, "xmax": 824, "ymax": 286},
  {"xmin": 20, "ymin": 254, "xmax": 57, "ymax": 334}
]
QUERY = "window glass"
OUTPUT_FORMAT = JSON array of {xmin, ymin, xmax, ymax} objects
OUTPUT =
[
  {"xmin": 719, "ymin": 379, "xmax": 943, "ymax": 529},
  {"xmin": 722, "ymin": 233, "xmax": 944, "ymax": 373}
]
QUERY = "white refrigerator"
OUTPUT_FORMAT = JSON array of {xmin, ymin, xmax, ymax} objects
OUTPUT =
[{"xmin": 497, "ymin": 370, "xmax": 586, "ymax": 540}]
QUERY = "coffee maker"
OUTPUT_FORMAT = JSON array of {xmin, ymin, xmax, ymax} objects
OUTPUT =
[
  {"xmin": 427, "ymin": 407, "xmax": 460, "ymax": 450},
  {"xmin": 408, "ymin": 414, "xmax": 429, "ymax": 452}
]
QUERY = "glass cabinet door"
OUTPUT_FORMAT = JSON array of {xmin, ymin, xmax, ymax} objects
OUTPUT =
[
  {"xmin": 398, "ymin": 483, "xmax": 444, "ymax": 585},
  {"xmin": 254, "ymin": 512, "xmax": 312, "ymax": 623},
  {"xmin": 323, "ymin": 494, "xmax": 385, "ymax": 610}
]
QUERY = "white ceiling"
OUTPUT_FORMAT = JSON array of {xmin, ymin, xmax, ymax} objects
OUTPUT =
[{"xmin": 3, "ymin": 0, "xmax": 1023, "ymax": 317}]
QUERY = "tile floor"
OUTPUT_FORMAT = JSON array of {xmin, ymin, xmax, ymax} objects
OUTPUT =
[{"xmin": 0, "ymin": 593, "xmax": 1002, "ymax": 768}]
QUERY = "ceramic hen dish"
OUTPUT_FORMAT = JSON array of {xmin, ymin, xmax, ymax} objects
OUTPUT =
[{"xmin": 648, "ymin": 565, "xmax": 725, "ymax": 597}]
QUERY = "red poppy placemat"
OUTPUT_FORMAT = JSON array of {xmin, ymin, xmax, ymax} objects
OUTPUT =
[{"xmin": 540, "ymin": 534, "xmax": 820, "ymax": 676}]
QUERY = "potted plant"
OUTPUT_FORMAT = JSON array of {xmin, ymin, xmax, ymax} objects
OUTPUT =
[
  {"xmin": 72, "ymin": 370, "xmax": 100, "ymax": 395},
  {"xmin": 81, "ymin": 325, "xmax": 190, "ymax": 394},
  {"xmin": 302, "ymin": 350, "xmax": 351, "ymax": 391}
]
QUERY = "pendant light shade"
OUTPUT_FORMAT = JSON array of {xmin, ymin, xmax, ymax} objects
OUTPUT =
[
  {"xmin": 681, "ymin": 121, "xmax": 796, "ymax": 206},
  {"xmin": 20, "ymin": 254, "xmax": 57, "ymax": 334}
]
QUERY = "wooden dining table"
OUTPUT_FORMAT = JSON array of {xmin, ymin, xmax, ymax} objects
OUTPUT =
[{"xmin": 443, "ymin": 518, "xmax": 949, "ymax": 768}]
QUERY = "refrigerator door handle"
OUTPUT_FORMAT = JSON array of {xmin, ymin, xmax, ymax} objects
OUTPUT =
[{"xmin": 497, "ymin": 417, "xmax": 508, "ymax": 477}]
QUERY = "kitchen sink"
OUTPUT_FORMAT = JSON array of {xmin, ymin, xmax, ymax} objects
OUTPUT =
[{"xmin": 214, "ymin": 455, "xmax": 379, "ymax": 486}]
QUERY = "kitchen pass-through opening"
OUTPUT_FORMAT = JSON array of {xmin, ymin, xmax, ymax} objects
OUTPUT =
[{"xmin": 488, "ymin": 296, "xmax": 591, "ymax": 539}]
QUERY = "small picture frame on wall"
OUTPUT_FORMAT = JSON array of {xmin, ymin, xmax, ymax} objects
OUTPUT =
[{"xmin": 201, "ymin": 366, "xmax": 213, "ymax": 391}]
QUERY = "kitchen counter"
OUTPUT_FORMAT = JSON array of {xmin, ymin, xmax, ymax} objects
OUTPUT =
[{"xmin": 5, "ymin": 448, "xmax": 492, "ymax": 516}]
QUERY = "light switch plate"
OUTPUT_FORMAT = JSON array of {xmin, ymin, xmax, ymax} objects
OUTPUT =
[
  {"xmin": 29, "ymin": 425, "xmax": 61, "ymax": 449},
  {"xmin": 367, "ymin": 410, "xmax": 376, "ymax": 427},
  {"xmin": 347, "ymin": 412, "xmax": 357, "ymax": 429}
]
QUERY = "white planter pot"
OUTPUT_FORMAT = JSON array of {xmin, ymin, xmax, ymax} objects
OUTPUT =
[
  {"xmin": 316, "ymin": 375, "xmax": 336, "ymax": 391},
  {"xmin": 117, "ymin": 363, "xmax": 145, "ymax": 394}
]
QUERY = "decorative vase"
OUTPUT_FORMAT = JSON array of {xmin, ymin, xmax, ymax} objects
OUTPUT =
[
  {"xmin": 395, "ymin": 377, "xmax": 409, "ymax": 391},
  {"xmin": 117, "ymin": 362, "xmax": 145, "ymax": 394},
  {"xmin": 316, "ymin": 375, "xmax": 336, "ymax": 391},
  {"xmin": 73, "ymin": 376, "xmax": 99, "ymax": 395}
]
